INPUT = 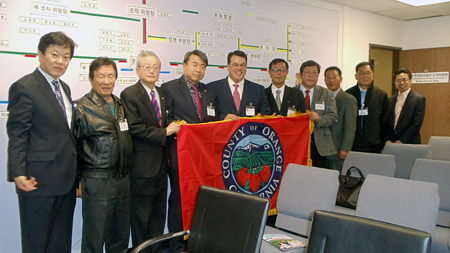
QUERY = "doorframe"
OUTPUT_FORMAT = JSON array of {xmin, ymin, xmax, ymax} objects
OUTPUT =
[{"xmin": 369, "ymin": 44, "xmax": 402, "ymax": 95}]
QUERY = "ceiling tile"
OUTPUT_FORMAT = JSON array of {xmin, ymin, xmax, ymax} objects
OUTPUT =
[
  {"xmin": 420, "ymin": 2, "xmax": 450, "ymax": 15},
  {"xmin": 377, "ymin": 6, "xmax": 441, "ymax": 20}
]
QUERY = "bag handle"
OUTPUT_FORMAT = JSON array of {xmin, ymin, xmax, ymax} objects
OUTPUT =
[{"xmin": 345, "ymin": 166, "xmax": 365, "ymax": 179}]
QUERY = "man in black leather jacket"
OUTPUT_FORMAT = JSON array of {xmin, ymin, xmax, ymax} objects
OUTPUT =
[{"xmin": 74, "ymin": 57, "xmax": 133, "ymax": 253}]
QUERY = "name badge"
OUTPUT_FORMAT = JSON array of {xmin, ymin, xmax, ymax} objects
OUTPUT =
[
  {"xmin": 246, "ymin": 103, "xmax": 255, "ymax": 116},
  {"xmin": 207, "ymin": 103, "xmax": 215, "ymax": 117},
  {"xmin": 119, "ymin": 120, "xmax": 129, "ymax": 131},
  {"xmin": 315, "ymin": 102, "xmax": 325, "ymax": 110},
  {"xmin": 358, "ymin": 108, "xmax": 368, "ymax": 116},
  {"xmin": 287, "ymin": 106, "xmax": 297, "ymax": 116}
]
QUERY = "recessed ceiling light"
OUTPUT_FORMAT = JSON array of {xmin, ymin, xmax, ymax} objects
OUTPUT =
[{"xmin": 396, "ymin": 0, "xmax": 450, "ymax": 6}]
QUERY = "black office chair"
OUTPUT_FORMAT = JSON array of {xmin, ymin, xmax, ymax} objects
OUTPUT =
[
  {"xmin": 307, "ymin": 210, "xmax": 432, "ymax": 253},
  {"xmin": 128, "ymin": 185, "xmax": 270, "ymax": 253}
]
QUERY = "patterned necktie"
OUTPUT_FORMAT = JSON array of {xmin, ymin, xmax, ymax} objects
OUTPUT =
[
  {"xmin": 233, "ymin": 84, "xmax": 241, "ymax": 111},
  {"xmin": 150, "ymin": 90, "xmax": 161, "ymax": 126},
  {"xmin": 51, "ymin": 80, "xmax": 67, "ymax": 119},
  {"xmin": 192, "ymin": 84, "xmax": 203, "ymax": 121},
  {"xmin": 275, "ymin": 90, "xmax": 282, "ymax": 111},
  {"xmin": 394, "ymin": 92, "xmax": 406, "ymax": 128},
  {"xmin": 305, "ymin": 90, "xmax": 311, "ymax": 111}
]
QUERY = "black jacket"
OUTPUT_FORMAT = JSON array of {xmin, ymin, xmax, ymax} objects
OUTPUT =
[
  {"xmin": 74, "ymin": 89, "xmax": 133, "ymax": 177},
  {"xmin": 346, "ymin": 84, "xmax": 389, "ymax": 152}
]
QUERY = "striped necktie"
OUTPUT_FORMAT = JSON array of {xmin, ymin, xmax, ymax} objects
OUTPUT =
[
  {"xmin": 51, "ymin": 80, "xmax": 67, "ymax": 119},
  {"xmin": 150, "ymin": 90, "xmax": 161, "ymax": 126}
]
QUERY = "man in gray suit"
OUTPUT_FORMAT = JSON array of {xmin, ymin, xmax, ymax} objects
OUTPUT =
[
  {"xmin": 295, "ymin": 60, "xmax": 338, "ymax": 168},
  {"xmin": 324, "ymin": 66, "xmax": 357, "ymax": 172}
]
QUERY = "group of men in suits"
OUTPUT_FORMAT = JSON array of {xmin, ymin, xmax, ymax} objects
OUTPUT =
[{"xmin": 6, "ymin": 30, "xmax": 425, "ymax": 253}]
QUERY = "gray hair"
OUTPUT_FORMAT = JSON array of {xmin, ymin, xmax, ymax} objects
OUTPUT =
[{"xmin": 137, "ymin": 50, "xmax": 161, "ymax": 67}]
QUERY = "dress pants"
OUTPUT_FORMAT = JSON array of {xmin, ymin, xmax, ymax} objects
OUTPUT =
[
  {"xmin": 130, "ymin": 167, "xmax": 167, "ymax": 253},
  {"xmin": 326, "ymin": 156, "xmax": 344, "ymax": 172},
  {"xmin": 18, "ymin": 184, "xmax": 76, "ymax": 253},
  {"xmin": 167, "ymin": 136, "xmax": 186, "ymax": 252},
  {"xmin": 310, "ymin": 133, "xmax": 327, "ymax": 168},
  {"xmin": 81, "ymin": 175, "xmax": 130, "ymax": 253}
]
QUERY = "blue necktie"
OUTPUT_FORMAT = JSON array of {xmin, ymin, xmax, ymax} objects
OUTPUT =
[
  {"xmin": 150, "ymin": 90, "xmax": 161, "ymax": 126},
  {"xmin": 51, "ymin": 80, "xmax": 67, "ymax": 119}
]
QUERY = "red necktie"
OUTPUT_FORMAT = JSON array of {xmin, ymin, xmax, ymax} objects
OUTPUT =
[
  {"xmin": 233, "ymin": 84, "xmax": 241, "ymax": 111},
  {"xmin": 192, "ymin": 84, "xmax": 203, "ymax": 121},
  {"xmin": 305, "ymin": 90, "xmax": 311, "ymax": 111}
]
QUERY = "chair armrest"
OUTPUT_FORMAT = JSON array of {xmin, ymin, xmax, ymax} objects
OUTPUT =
[{"xmin": 128, "ymin": 230, "xmax": 189, "ymax": 253}]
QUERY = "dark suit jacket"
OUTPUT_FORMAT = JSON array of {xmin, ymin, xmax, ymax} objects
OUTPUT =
[
  {"xmin": 161, "ymin": 75, "xmax": 218, "ymax": 124},
  {"xmin": 7, "ymin": 68, "xmax": 77, "ymax": 197},
  {"xmin": 265, "ymin": 84, "xmax": 307, "ymax": 116},
  {"xmin": 120, "ymin": 81, "xmax": 168, "ymax": 178},
  {"xmin": 328, "ymin": 89, "xmax": 357, "ymax": 159},
  {"xmin": 387, "ymin": 90, "xmax": 425, "ymax": 144},
  {"xmin": 208, "ymin": 77, "xmax": 271, "ymax": 120},
  {"xmin": 346, "ymin": 84, "xmax": 389, "ymax": 152}
]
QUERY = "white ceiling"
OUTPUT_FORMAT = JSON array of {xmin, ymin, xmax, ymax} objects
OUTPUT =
[{"xmin": 321, "ymin": 0, "xmax": 450, "ymax": 20}]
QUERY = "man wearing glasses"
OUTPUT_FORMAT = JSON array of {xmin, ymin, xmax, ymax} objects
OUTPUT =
[
  {"xmin": 265, "ymin": 58, "xmax": 307, "ymax": 116},
  {"xmin": 386, "ymin": 68, "xmax": 425, "ymax": 144},
  {"xmin": 208, "ymin": 50, "xmax": 270, "ymax": 120},
  {"xmin": 295, "ymin": 60, "xmax": 338, "ymax": 168},
  {"xmin": 346, "ymin": 61, "xmax": 389, "ymax": 153},
  {"xmin": 121, "ymin": 51, "xmax": 180, "ymax": 253}
]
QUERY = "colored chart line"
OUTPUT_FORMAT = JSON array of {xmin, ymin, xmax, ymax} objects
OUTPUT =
[
  {"xmin": 0, "ymin": 101, "xmax": 8, "ymax": 104},
  {"xmin": 287, "ymin": 25, "xmax": 291, "ymax": 61},
  {"xmin": 0, "ymin": 51, "xmax": 126, "ymax": 62},
  {"xmin": 160, "ymin": 71, "xmax": 170, "ymax": 74},
  {"xmin": 169, "ymin": 62, "xmax": 266, "ymax": 71},
  {"xmin": 121, "ymin": 68, "xmax": 134, "ymax": 71},
  {"xmin": 195, "ymin": 32, "xmax": 199, "ymax": 49},
  {"xmin": 182, "ymin": 10, "xmax": 199, "ymax": 15},
  {"xmin": 74, "ymin": 56, "xmax": 127, "ymax": 62},
  {"xmin": 70, "ymin": 10, "xmax": 140, "ymax": 22},
  {"xmin": 148, "ymin": 35, "xmax": 166, "ymax": 41},
  {"xmin": 143, "ymin": 18, "xmax": 147, "ymax": 44},
  {"xmin": 241, "ymin": 44, "xmax": 259, "ymax": 50}
]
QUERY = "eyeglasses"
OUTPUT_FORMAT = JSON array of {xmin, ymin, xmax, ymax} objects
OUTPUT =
[
  {"xmin": 137, "ymin": 65, "xmax": 160, "ymax": 72},
  {"xmin": 270, "ymin": 68, "xmax": 287, "ymax": 73},
  {"xmin": 358, "ymin": 71, "xmax": 373, "ymax": 76},
  {"xmin": 303, "ymin": 71, "xmax": 319, "ymax": 76},
  {"xmin": 395, "ymin": 78, "xmax": 410, "ymax": 83}
]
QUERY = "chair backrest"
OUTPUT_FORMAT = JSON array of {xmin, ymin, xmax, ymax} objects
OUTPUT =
[
  {"xmin": 428, "ymin": 136, "xmax": 450, "ymax": 161},
  {"xmin": 307, "ymin": 210, "xmax": 432, "ymax": 253},
  {"xmin": 341, "ymin": 151, "xmax": 396, "ymax": 177},
  {"xmin": 382, "ymin": 143, "xmax": 432, "ymax": 179},
  {"xmin": 275, "ymin": 163, "xmax": 340, "ymax": 236},
  {"xmin": 356, "ymin": 174, "xmax": 440, "ymax": 236},
  {"xmin": 410, "ymin": 158, "xmax": 450, "ymax": 227},
  {"xmin": 187, "ymin": 185, "xmax": 269, "ymax": 253}
]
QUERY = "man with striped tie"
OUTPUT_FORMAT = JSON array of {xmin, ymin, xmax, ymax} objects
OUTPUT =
[
  {"xmin": 7, "ymin": 31, "xmax": 78, "ymax": 252},
  {"xmin": 121, "ymin": 51, "xmax": 180, "ymax": 253}
]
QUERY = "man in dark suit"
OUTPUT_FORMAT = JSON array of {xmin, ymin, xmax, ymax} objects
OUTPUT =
[
  {"xmin": 346, "ymin": 62, "xmax": 389, "ymax": 153},
  {"xmin": 120, "ymin": 51, "xmax": 180, "ymax": 253},
  {"xmin": 324, "ymin": 66, "xmax": 357, "ymax": 172},
  {"xmin": 386, "ymin": 68, "xmax": 425, "ymax": 144},
  {"xmin": 295, "ymin": 60, "xmax": 338, "ymax": 168},
  {"xmin": 208, "ymin": 50, "xmax": 270, "ymax": 120},
  {"xmin": 265, "ymin": 58, "xmax": 307, "ymax": 115},
  {"xmin": 161, "ymin": 50, "xmax": 217, "ymax": 252},
  {"xmin": 7, "ymin": 31, "xmax": 78, "ymax": 253}
]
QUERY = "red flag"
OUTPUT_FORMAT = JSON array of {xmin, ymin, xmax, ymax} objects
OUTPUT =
[{"xmin": 177, "ymin": 115, "xmax": 312, "ymax": 230}]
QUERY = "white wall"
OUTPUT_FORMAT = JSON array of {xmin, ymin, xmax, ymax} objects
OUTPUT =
[
  {"xmin": 403, "ymin": 15, "xmax": 450, "ymax": 50},
  {"xmin": 288, "ymin": 0, "xmax": 404, "ymax": 90}
]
